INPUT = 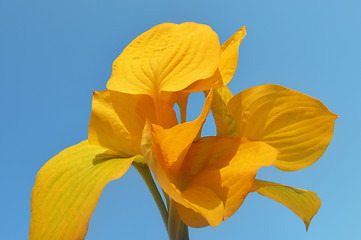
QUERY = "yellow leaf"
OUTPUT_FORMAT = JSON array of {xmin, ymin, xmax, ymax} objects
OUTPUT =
[
  {"xmin": 196, "ymin": 27, "xmax": 246, "ymax": 90},
  {"xmin": 107, "ymin": 22, "xmax": 221, "ymax": 96},
  {"xmin": 228, "ymin": 84, "xmax": 338, "ymax": 171},
  {"xmin": 219, "ymin": 26, "xmax": 247, "ymax": 85},
  {"xmin": 88, "ymin": 90, "xmax": 177, "ymax": 156},
  {"xmin": 30, "ymin": 141, "xmax": 138, "ymax": 240},
  {"xmin": 250, "ymin": 179, "xmax": 321, "ymax": 230},
  {"xmin": 203, "ymin": 26, "xmax": 247, "ymax": 137},
  {"xmin": 208, "ymin": 86, "xmax": 239, "ymax": 137},
  {"xmin": 88, "ymin": 90, "xmax": 140, "ymax": 156}
]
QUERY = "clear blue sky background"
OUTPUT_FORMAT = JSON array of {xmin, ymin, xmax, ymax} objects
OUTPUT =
[{"xmin": 1, "ymin": 0, "xmax": 360, "ymax": 239}]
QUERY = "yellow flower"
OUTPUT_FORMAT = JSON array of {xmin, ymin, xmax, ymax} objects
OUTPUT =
[{"xmin": 30, "ymin": 22, "xmax": 337, "ymax": 240}]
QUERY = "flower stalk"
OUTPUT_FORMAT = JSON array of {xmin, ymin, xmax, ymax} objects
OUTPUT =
[
  {"xmin": 133, "ymin": 161, "xmax": 190, "ymax": 239},
  {"xmin": 168, "ymin": 199, "xmax": 189, "ymax": 240},
  {"xmin": 132, "ymin": 161, "xmax": 169, "ymax": 230}
]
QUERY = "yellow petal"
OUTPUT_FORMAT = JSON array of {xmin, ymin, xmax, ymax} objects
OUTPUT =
[
  {"xmin": 141, "ymin": 122, "xmax": 224, "ymax": 228},
  {"xmin": 30, "ymin": 141, "xmax": 137, "ymax": 240},
  {"xmin": 207, "ymin": 86, "xmax": 239, "ymax": 137},
  {"xmin": 195, "ymin": 27, "xmax": 247, "ymax": 88},
  {"xmin": 107, "ymin": 22, "xmax": 221, "ymax": 96},
  {"xmin": 150, "ymin": 89, "xmax": 213, "ymax": 178},
  {"xmin": 175, "ymin": 203, "xmax": 209, "ymax": 228},
  {"xmin": 250, "ymin": 179, "xmax": 321, "ymax": 230},
  {"xmin": 228, "ymin": 84, "xmax": 338, "ymax": 171},
  {"xmin": 88, "ymin": 90, "xmax": 140, "ymax": 155},
  {"xmin": 89, "ymin": 90, "xmax": 177, "ymax": 155},
  {"xmin": 178, "ymin": 137, "xmax": 278, "ymax": 226},
  {"xmin": 181, "ymin": 69, "xmax": 224, "ymax": 92},
  {"xmin": 219, "ymin": 26, "xmax": 246, "ymax": 85}
]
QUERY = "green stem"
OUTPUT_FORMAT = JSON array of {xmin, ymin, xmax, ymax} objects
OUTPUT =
[
  {"xmin": 132, "ymin": 162, "xmax": 168, "ymax": 230},
  {"xmin": 162, "ymin": 189, "xmax": 170, "ymax": 209},
  {"xmin": 168, "ymin": 200, "xmax": 189, "ymax": 240}
]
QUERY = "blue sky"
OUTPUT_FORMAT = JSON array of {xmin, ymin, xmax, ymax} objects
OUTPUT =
[{"xmin": 1, "ymin": 0, "xmax": 360, "ymax": 239}]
